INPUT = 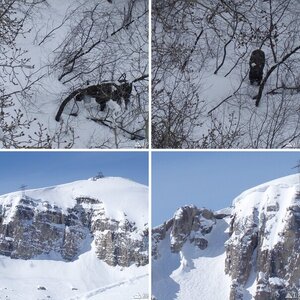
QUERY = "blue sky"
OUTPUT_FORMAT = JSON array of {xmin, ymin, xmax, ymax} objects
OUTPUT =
[
  {"xmin": 152, "ymin": 151, "xmax": 300, "ymax": 226},
  {"xmin": 0, "ymin": 151, "xmax": 148, "ymax": 195}
]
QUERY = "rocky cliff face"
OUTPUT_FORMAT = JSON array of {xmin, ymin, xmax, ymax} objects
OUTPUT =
[
  {"xmin": 152, "ymin": 205, "xmax": 220, "ymax": 258},
  {"xmin": 0, "ymin": 178, "xmax": 148, "ymax": 267},
  {"xmin": 225, "ymin": 176, "xmax": 300, "ymax": 300}
]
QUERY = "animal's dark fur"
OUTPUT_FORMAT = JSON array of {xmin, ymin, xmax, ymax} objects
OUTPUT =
[
  {"xmin": 55, "ymin": 82, "xmax": 132, "ymax": 122},
  {"xmin": 249, "ymin": 49, "xmax": 265, "ymax": 85},
  {"xmin": 75, "ymin": 82, "xmax": 132, "ymax": 110}
]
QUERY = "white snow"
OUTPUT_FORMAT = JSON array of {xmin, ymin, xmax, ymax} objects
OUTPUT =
[
  {"xmin": 233, "ymin": 173, "xmax": 300, "ymax": 207},
  {"xmin": 153, "ymin": 173, "xmax": 300, "ymax": 299},
  {"xmin": 2, "ymin": 0, "xmax": 148, "ymax": 148},
  {"xmin": 215, "ymin": 207, "xmax": 232, "ymax": 215},
  {"xmin": 152, "ymin": 1, "xmax": 300, "ymax": 148},
  {"xmin": 269, "ymin": 277, "xmax": 286, "ymax": 286},
  {"xmin": 153, "ymin": 218, "xmax": 231, "ymax": 300},
  {"xmin": 231, "ymin": 173, "xmax": 299, "ymax": 249},
  {"xmin": 0, "ymin": 177, "xmax": 148, "ymax": 228},
  {"xmin": 0, "ymin": 240, "xmax": 149, "ymax": 300},
  {"xmin": 228, "ymin": 173, "xmax": 300, "ymax": 297}
]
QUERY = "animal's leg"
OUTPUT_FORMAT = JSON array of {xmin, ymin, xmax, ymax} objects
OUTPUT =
[
  {"xmin": 96, "ymin": 97, "xmax": 107, "ymax": 111},
  {"xmin": 100, "ymin": 102, "xmax": 106, "ymax": 111},
  {"xmin": 98, "ymin": 100, "xmax": 106, "ymax": 111},
  {"xmin": 75, "ymin": 93, "xmax": 84, "ymax": 102},
  {"xmin": 124, "ymin": 97, "xmax": 130, "ymax": 109}
]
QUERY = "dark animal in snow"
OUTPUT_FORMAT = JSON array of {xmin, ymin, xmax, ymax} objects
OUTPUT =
[
  {"xmin": 249, "ymin": 49, "xmax": 265, "ymax": 85},
  {"xmin": 55, "ymin": 82, "xmax": 132, "ymax": 122}
]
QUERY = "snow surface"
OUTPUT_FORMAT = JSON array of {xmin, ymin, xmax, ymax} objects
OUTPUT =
[
  {"xmin": 0, "ymin": 177, "xmax": 148, "ymax": 228},
  {"xmin": 0, "ymin": 240, "xmax": 149, "ymax": 300},
  {"xmin": 152, "ymin": 0, "xmax": 300, "ymax": 148},
  {"xmin": 152, "ymin": 218, "xmax": 231, "ymax": 300},
  {"xmin": 232, "ymin": 173, "xmax": 299, "ymax": 249},
  {"xmin": 3, "ymin": 0, "xmax": 148, "ymax": 148},
  {"xmin": 229, "ymin": 173, "xmax": 300, "ymax": 298}
]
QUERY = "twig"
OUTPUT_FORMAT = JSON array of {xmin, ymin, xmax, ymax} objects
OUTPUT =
[
  {"xmin": 207, "ymin": 72, "xmax": 248, "ymax": 115},
  {"xmin": 88, "ymin": 117, "xmax": 144, "ymax": 140},
  {"xmin": 254, "ymin": 45, "xmax": 300, "ymax": 107}
]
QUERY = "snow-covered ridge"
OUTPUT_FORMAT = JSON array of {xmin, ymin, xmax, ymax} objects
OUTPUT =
[
  {"xmin": 231, "ymin": 174, "xmax": 299, "ymax": 243},
  {"xmin": 233, "ymin": 173, "xmax": 299, "ymax": 205},
  {"xmin": 226, "ymin": 173, "xmax": 300, "ymax": 298},
  {"xmin": 0, "ymin": 176, "xmax": 148, "ymax": 228}
]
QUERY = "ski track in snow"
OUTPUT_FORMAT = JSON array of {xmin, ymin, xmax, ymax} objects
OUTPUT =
[{"xmin": 69, "ymin": 274, "xmax": 148, "ymax": 300}]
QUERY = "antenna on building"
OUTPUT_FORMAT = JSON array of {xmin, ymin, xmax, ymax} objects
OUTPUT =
[
  {"xmin": 292, "ymin": 160, "xmax": 300, "ymax": 196},
  {"xmin": 19, "ymin": 184, "xmax": 28, "ymax": 198},
  {"xmin": 97, "ymin": 171, "xmax": 104, "ymax": 178},
  {"xmin": 92, "ymin": 171, "xmax": 104, "ymax": 181}
]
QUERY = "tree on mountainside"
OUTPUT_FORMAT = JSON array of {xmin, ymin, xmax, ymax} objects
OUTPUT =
[{"xmin": 0, "ymin": 0, "xmax": 61, "ymax": 148}]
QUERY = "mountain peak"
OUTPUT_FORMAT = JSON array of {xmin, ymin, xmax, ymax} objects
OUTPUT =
[{"xmin": 153, "ymin": 173, "xmax": 300, "ymax": 299}]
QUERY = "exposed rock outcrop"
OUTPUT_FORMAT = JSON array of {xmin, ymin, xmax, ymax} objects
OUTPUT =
[
  {"xmin": 225, "ymin": 180, "xmax": 300, "ymax": 299},
  {"xmin": 0, "ymin": 194, "xmax": 148, "ymax": 267},
  {"xmin": 152, "ymin": 205, "xmax": 217, "ymax": 258}
]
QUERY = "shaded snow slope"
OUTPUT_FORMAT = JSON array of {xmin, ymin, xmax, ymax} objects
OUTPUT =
[
  {"xmin": 152, "ymin": 205, "xmax": 231, "ymax": 300},
  {"xmin": 152, "ymin": 218, "xmax": 231, "ymax": 300}
]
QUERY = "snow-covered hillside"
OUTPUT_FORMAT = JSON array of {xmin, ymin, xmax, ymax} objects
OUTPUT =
[
  {"xmin": 0, "ymin": 177, "xmax": 149, "ymax": 300},
  {"xmin": 1, "ymin": 0, "xmax": 148, "ymax": 148},
  {"xmin": 0, "ymin": 243, "xmax": 148, "ymax": 300},
  {"xmin": 152, "ymin": 174, "xmax": 300, "ymax": 299},
  {"xmin": 0, "ymin": 177, "xmax": 148, "ymax": 227}
]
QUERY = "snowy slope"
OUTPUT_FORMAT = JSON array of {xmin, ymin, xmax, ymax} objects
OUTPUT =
[
  {"xmin": 152, "ymin": 173, "xmax": 300, "ymax": 299},
  {"xmin": 227, "ymin": 173, "xmax": 300, "ymax": 298},
  {"xmin": 0, "ymin": 177, "xmax": 148, "ymax": 228},
  {"xmin": 152, "ymin": 0, "xmax": 300, "ymax": 148},
  {"xmin": 231, "ymin": 173, "xmax": 299, "ymax": 250},
  {"xmin": 0, "ymin": 241, "xmax": 149, "ymax": 300},
  {"xmin": 152, "ymin": 218, "xmax": 231, "ymax": 300},
  {"xmin": 0, "ymin": 177, "xmax": 149, "ymax": 300}
]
